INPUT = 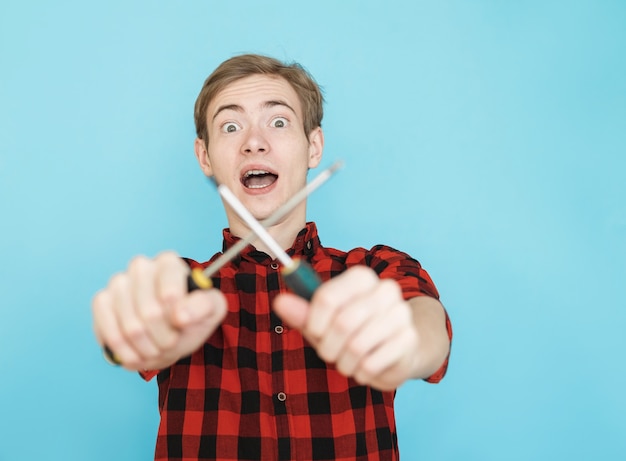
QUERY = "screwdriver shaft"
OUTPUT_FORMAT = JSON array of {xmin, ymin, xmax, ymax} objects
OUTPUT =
[
  {"xmin": 202, "ymin": 161, "xmax": 342, "ymax": 278},
  {"xmin": 218, "ymin": 185, "xmax": 293, "ymax": 267}
]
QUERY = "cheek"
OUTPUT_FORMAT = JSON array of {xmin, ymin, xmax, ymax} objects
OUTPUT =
[
  {"xmin": 282, "ymin": 135, "xmax": 312, "ymax": 158},
  {"xmin": 206, "ymin": 148, "xmax": 229, "ymax": 174}
]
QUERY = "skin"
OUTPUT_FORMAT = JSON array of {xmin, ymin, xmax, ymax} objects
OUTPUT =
[
  {"xmin": 194, "ymin": 74, "xmax": 324, "ymax": 251},
  {"xmin": 92, "ymin": 74, "xmax": 450, "ymax": 390}
]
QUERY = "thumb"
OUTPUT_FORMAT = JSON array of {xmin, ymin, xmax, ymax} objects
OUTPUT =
[
  {"xmin": 273, "ymin": 293, "xmax": 310, "ymax": 331},
  {"xmin": 171, "ymin": 289, "xmax": 226, "ymax": 328}
]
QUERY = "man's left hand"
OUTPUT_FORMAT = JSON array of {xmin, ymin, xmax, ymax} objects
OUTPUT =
[{"xmin": 273, "ymin": 266, "xmax": 424, "ymax": 391}]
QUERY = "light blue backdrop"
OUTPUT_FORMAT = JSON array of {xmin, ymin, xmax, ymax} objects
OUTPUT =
[{"xmin": 1, "ymin": 1, "xmax": 624, "ymax": 460}]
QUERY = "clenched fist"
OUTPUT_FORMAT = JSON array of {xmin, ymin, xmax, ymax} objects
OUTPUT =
[
  {"xmin": 92, "ymin": 252, "xmax": 227, "ymax": 371},
  {"xmin": 273, "ymin": 266, "xmax": 449, "ymax": 391}
]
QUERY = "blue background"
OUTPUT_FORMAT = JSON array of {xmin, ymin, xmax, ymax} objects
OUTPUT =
[{"xmin": 1, "ymin": 1, "xmax": 624, "ymax": 460}]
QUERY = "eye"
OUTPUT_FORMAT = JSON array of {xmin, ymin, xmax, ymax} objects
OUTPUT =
[
  {"xmin": 221, "ymin": 122, "xmax": 241, "ymax": 133},
  {"xmin": 270, "ymin": 117, "xmax": 288, "ymax": 128}
]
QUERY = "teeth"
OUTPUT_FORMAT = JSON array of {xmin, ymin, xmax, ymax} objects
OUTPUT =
[{"xmin": 244, "ymin": 170, "xmax": 270, "ymax": 178}]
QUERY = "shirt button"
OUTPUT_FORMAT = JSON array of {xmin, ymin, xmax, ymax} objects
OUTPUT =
[
  {"xmin": 274, "ymin": 325, "xmax": 284, "ymax": 334},
  {"xmin": 277, "ymin": 392, "xmax": 287, "ymax": 402},
  {"xmin": 306, "ymin": 240, "xmax": 312, "ymax": 250},
  {"xmin": 270, "ymin": 262, "xmax": 279, "ymax": 270}
]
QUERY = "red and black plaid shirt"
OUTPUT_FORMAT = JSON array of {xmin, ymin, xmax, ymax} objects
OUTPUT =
[{"xmin": 142, "ymin": 223, "xmax": 452, "ymax": 460}]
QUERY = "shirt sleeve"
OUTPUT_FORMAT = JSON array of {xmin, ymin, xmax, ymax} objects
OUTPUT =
[
  {"xmin": 367, "ymin": 245, "xmax": 453, "ymax": 383},
  {"xmin": 139, "ymin": 369, "xmax": 159, "ymax": 381}
]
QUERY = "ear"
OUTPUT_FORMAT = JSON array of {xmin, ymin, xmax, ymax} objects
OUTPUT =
[
  {"xmin": 307, "ymin": 127, "xmax": 324, "ymax": 169},
  {"xmin": 194, "ymin": 138, "xmax": 214, "ymax": 177}
]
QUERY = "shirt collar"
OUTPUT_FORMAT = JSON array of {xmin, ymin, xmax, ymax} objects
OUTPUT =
[{"xmin": 221, "ymin": 222, "xmax": 320, "ymax": 265}]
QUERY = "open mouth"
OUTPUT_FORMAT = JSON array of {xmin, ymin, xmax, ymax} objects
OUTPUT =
[{"xmin": 241, "ymin": 169, "xmax": 278, "ymax": 189}]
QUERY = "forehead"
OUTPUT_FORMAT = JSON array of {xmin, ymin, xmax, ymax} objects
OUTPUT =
[{"xmin": 208, "ymin": 74, "xmax": 303, "ymax": 118}]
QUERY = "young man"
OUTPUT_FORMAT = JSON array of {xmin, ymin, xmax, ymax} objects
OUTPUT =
[{"xmin": 92, "ymin": 54, "xmax": 452, "ymax": 461}]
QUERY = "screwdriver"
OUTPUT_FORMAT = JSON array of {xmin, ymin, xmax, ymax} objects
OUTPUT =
[
  {"xmin": 103, "ymin": 162, "xmax": 342, "ymax": 365},
  {"xmin": 187, "ymin": 160, "xmax": 342, "ymax": 292},
  {"xmin": 218, "ymin": 185, "xmax": 322, "ymax": 301}
]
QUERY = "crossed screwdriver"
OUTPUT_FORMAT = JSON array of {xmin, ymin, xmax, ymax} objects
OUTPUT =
[{"xmin": 104, "ymin": 161, "xmax": 342, "ymax": 365}]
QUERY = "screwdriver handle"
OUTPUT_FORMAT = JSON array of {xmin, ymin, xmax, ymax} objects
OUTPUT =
[
  {"xmin": 187, "ymin": 268, "xmax": 214, "ymax": 292},
  {"xmin": 281, "ymin": 259, "xmax": 322, "ymax": 301},
  {"xmin": 188, "ymin": 261, "xmax": 321, "ymax": 301}
]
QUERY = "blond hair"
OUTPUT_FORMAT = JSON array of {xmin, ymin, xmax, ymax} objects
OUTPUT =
[{"xmin": 194, "ymin": 54, "xmax": 324, "ymax": 145}]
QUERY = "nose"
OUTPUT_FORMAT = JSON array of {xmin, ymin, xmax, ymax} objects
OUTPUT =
[{"xmin": 241, "ymin": 125, "xmax": 268, "ymax": 155}]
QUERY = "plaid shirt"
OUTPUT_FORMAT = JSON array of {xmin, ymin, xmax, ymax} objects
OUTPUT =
[{"xmin": 142, "ymin": 223, "xmax": 452, "ymax": 460}]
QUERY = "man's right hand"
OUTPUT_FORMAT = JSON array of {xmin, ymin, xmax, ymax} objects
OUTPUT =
[{"xmin": 92, "ymin": 252, "xmax": 227, "ymax": 371}]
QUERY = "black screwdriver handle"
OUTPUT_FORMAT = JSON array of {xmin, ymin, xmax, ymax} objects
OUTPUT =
[{"xmin": 281, "ymin": 259, "xmax": 322, "ymax": 301}]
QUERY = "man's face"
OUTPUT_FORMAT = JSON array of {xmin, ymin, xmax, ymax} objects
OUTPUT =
[{"xmin": 195, "ymin": 74, "xmax": 323, "ymax": 226}]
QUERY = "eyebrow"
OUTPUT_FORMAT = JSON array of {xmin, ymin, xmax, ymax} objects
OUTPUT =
[
  {"xmin": 211, "ymin": 100, "xmax": 297, "ymax": 122},
  {"xmin": 212, "ymin": 104, "xmax": 242, "ymax": 121},
  {"xmin": 264, "ymin": 100, "xmax": 296, "ymax": 114}
]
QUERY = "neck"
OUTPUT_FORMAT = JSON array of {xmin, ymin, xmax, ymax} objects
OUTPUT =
[{"xmin": 228, "ymin": 209, "xmax": 307, "ymax": 260}]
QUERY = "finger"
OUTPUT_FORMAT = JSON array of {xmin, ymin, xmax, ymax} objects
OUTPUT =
[
  {"xmin": 129, "ymin": 256, "xmax": 180, "ymax": 351},
  {"xmin": 153, "ymin": 252, "xmax": 190, "ymax": 326},
  {"xmin": 154, "ymin": 251, "xmax": 188, "ymax": 301},
  {"xmin": 171, "ymin": 289, "xmax": 228, "ymax": 353},
  {"xmin": 110, "ymin": 273, "xmax": 159, "ymax": 365},
  {"xmin": 273, "ymin": 293, "xmax": 310, "ymax": 330},
  {"xmin": 92, "ymin": 289, "xmax": 115, "ymax": 348},
  {"xmin": 307, "ymin": 266, "xmax": 379, "ymax": 340},
  {"xmin": 136, "ymin": 290, "xmax": 228, "ymax": 371},
  {"xmin": 315, "ymin": 292, "xmax": 379, "ymax": 363},
  {"xmin": 336, "ymin": 299, "xmax": 410, "ymax": 378},
  {"xmin": 92, "ymin": 289, "xmax": 108, "ymax": 346},
  {"xmin": 92, "ymin": 283, "xmax": 140, "ymax": 367},
  {"xmin": 354, "ymin": 328, "xmax": 418, "ymax": 390},
  {"xmin": 319, "ymin": 278, "xmax": 402, "ymax": 364},
  {"xmin": 185, "ymin": 289, "xmax": 228, "ymax": 324}
]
